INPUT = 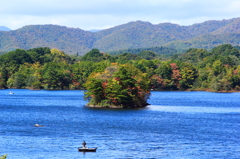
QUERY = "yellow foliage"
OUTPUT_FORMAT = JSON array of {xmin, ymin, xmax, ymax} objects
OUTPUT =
[{"xmin": 50, "ymin": 48, "xmax": 65, "ymax": 57}]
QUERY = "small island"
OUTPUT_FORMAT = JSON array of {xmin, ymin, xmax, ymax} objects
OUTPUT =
[{"xmin": 84, "ymin": 64, "xmax": 150, "ymax": 108}]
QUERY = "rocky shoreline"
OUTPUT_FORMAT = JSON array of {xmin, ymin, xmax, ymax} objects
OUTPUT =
[{"xmin": 86, "ymin": 104, "xmax": 149, "ymax": 109}]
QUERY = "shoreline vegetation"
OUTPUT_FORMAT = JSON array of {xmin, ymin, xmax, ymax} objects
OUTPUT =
[
  {"xmin": 0, "ymin": 155, "xmax": 7, "ymax": 159},
  {"xmin": 2, "ymin": 87, "xmax": 240, "ymax": 93},
  {"xmin": 0, "ymin": 44, "xmax": 240, "ymax": 108}
]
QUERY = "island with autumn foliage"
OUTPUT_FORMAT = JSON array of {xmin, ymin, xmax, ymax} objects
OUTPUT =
[{"xmin": 84, "ymin": 64, "xmax": 150, "ymax": 108}]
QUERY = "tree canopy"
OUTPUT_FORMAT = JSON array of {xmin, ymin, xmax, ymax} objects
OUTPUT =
[
  {"xmin": 0, "ymin": 44, "xmax": 239, "ymax": 95},
  {"xmin": 84, "ymin": 64, "xmax": 150, "ymax": 108}
]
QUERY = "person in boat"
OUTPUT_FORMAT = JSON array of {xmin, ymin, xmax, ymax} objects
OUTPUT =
[{"xmin": 82, "ymin": 141, "xmax": 87, "ymax": 148}]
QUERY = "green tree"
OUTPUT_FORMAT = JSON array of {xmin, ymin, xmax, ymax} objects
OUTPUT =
[
  {"xmin": 81, "ymin": 49, "xmax": 105, "ymax": 62},
  {"xmin": 84, "ymin": 78, "xmax": 105, "ymax": 105},
  {"xmin": 93, "ymin": 60, "xmax": 111, "ymax": 73},
  {"xmin": 210, "ymin": 44, "xmax": 240, "ymax": 57},
  {"xmin": 0, "ymin": 49, "xmax": 32, "ymax": 66},
  {"xmin": 27, "ymin": 47, "xmax": 51, "ymax": 64},
  {"xmin": 155, "ymin": 62, "xmax": 172, "ymax": 79},
  {"xmin": 71, "ymin": 61, "xmax": 95, "ymax": 89},
  {"xmin": 115, "ymin": 53, "xmax": 141, "ymax": 64},
  {"xmin": 137, "ymin": 50, "xmax": 157, "ymax": 60},
  {"xmin": 0, "ymin": 66, "xmax": 8, "ymax": 88},
  {"xmin": 212, "ymin": 60, "xmax": 224, "ymax": 76},
  {"xmin": 42, "ymin": 62, "xmax": 71, "ymax": 89},
  {"xmin": 0, "ymin": 154, "xmax": 7, "ymax": 159}
]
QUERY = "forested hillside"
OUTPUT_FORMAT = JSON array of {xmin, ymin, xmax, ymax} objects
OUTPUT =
[
  {"xmin": 0, "ymin": 44, "xmax": 240, "ymax": 92},
  {"xmin": 0, "ymin": 18, "xmax": 240, "ymax": 54},
  {"xmin": 107, "ymin": 46, "xmax": 178, "ymax": 56}
]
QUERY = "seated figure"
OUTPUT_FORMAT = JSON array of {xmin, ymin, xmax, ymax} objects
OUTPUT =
[{"xmin": 82, "ymin": 141, "xmax": 87, "ymax": 148}]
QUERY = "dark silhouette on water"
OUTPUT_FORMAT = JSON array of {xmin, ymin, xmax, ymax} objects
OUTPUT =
[
  {"xmin": 82, "ymin": 141, "xmax": 86, "ymax": 148},
  {"xmin": 78, "ymin": 141, "xmax": 97, "ymax": 152}
]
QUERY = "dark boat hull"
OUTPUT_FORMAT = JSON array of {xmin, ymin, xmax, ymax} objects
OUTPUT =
[{"xmin": 78, "ymin": 148, "xmax": 97, "ymax": 152}]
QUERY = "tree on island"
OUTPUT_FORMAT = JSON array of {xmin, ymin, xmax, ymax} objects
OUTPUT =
[
  {"xmin": 84, "ymin": 64, "xmax": 150, "ymax": 108},
  {"xmin": 0, "ymin": 154, "xmax": 7, "ymax": 159}
]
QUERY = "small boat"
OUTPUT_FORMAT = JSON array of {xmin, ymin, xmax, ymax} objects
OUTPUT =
[
  {"xmin": 78, "ymin": 147, "xmax": 97, "ymax": 152},
  {"xmin": 9, "ymin": 91, "xmax": 14, "ymax": 94},
  {"xmin": 34, "ymin": 124, "xmax": 44, "ymax": 127}
]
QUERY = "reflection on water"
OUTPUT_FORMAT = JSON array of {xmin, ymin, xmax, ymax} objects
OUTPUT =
[
  {"xmin": 0, "ymin": 89, "xmax": 239, "ymax": 159},
  {"xmin": 149, "ymin": 105, "xmax": 240, "ymax": 113}
]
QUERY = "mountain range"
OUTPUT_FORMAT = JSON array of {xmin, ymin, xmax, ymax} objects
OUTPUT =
[
  {"xmin": 0, "ymin": 17, "xmax": 240, "ymax": 55},
  {"xmin": 0, "ymin": 26, "xmax": 11, "ymax": 31}
]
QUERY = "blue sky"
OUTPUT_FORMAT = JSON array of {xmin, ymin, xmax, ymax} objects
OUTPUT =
[{"xmin": 1, "ymin": 0, "xmax": 240, "ymax": 30}]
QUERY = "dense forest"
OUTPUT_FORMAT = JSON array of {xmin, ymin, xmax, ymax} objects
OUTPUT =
[
  {"xmin": 1, "ymin": 17, "xmax": 240, "ymax": 54},
  {"xmin": 107, "ymin": 46, "xmax": 178, "ymax": 57},
  {"xmin": 0, "ymin": 44, "xmax": 240, "ymax": 93}
]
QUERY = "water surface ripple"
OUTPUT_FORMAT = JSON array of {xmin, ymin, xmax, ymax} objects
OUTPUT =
[{"xmin": 0, "ymin": 90, "xmax": 239, "ymax": 158}]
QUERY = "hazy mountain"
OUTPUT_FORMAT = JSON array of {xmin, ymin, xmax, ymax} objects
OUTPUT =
[
  {"xmin": 0, "ymin": 25, "xmax": 94, "ymax": 54},
  {"xmin": 211, "ymin": 18, "xmax": 240, "ymax": 34},
  {"xmin": 0, "ymin": 17, "xmax": 240, "ymax": 55},
  {"xmin": 0, "ymin": 26, "xmax": 11, "ymax": 31},
  {"xmin": 88, "ymin": 29, "xmax": 102, "ymax": 32}
]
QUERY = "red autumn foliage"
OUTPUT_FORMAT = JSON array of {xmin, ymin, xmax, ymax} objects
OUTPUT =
[
  {"xmin": 233, "ymin": 69, "xmax": 238, "ymax": 75},
  {"xmin": 172, "ymin": 70, "xmax": 182, "ymax": 87},
  {"xmin": 114, "ymin": 77, "xmax": 120, "ymax": 81},
  {"xmin": 102, "ymin": 81, "xmax": 108, "ymax": 89},
  {"xmin": 170, "ymin": 63, "xmax": 178, "ymax": 70}
]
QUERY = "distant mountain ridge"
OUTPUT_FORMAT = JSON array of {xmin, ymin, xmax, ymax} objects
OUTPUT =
[
  {"xmin": 88, "ymin": 29, "xmax": 102, "ymax": 32},
  {"xmin": 0, "ymin": 17, "xmax": 240, "ymax": 55},
  {"xmin": 0, "ymin": 26, "xmax": 11, "ymax": 31}
]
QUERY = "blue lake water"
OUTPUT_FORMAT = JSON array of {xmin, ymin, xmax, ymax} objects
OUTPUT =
[{"xmin": 0, "ymin": 89, "xmax": 240, "ymax": 159}]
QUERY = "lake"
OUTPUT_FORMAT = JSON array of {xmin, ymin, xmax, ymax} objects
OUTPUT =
[{"xmin": 0, "ymin": 89, "xmax": 240, "ymax": 159}]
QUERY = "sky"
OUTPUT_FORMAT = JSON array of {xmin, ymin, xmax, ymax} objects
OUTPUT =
[{"xmin": 1, "ymin": 0, "xmax": 240, "ymax": 31}]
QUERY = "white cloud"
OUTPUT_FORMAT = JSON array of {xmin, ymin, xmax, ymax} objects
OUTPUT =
[{"xmin": 1, "ymin": 0, "xmax": 240, "ymax": 30}]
